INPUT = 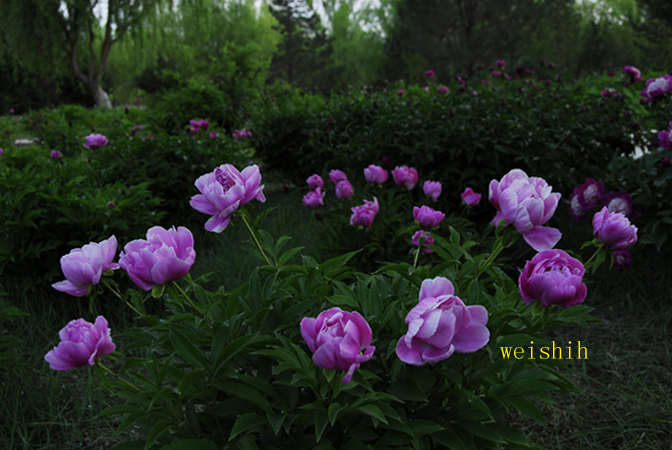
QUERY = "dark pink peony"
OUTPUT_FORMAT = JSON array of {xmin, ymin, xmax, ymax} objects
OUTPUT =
[{"xmin": 519, "ymin": 249, "xmax": 587, "ymax": 307}]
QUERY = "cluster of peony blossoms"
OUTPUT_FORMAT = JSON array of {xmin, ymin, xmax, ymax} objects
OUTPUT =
[
  {"xmin": 641, "ymin": 75, "xmax": 672, "ymax": 102},
  {"xmin": 301, "ymin": 277, "xmax": 491, "ymax": 383},
  {"xmin": 568, "ymin": 178, "xmax": 605, "ymax": 221},
  {"xmin": 83, "ymin": 133, "xmax": 108, "ymax": 150},
  {"xmin": 232, "ymin": 129, "xmax": 252, "ymax": 138},
  {"xmin": 189, "ymin": 119, "xmax": 210, "ymax": 134},
  {"xmin": 303, "ymin": 174, "xmax": 326, "ymax": 210}
]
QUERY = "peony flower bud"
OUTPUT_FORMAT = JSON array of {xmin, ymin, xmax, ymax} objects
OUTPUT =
[
  {"xmin": 45, "ymin": 316, "xmax": 116, "ymax": 370},
  {"xmin": 460, "ymin": 187, "xmax": 481, "ymax": 206},
  {"xmin": 423, "ymin": 181, "xmax": 442, "ymax": 200},
  {"xmin": 364, "ymin": 165, "xmax": 388, "ymax": 184},
  {"xmin": 52, "ymin": 236, "xmax": 119, "ymax": 297},
  {"xmin": 592, "ymin": 207, "xmax": 638, "ymax": 250},
  {"xmin": 413, "ymin": 205, "xmax": 445, "ymax": 230},
  {"xmin": 392, "ymin": 166, "xmax": 418, "ymax": 190}
]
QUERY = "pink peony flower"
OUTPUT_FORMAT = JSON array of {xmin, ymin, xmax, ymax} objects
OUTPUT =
[
  {"xmin": 392, "ymin": 166, "xmax": 418, "ymax": 190},
  {"xmin": 52, "ymin": 236, "xmax": 119, "ymax": 297},
  {"xmin": 396, "ymin": 277, "xmax": 489, "ymax": 366},
  {"xmin": 350, "ymin": 198, "xmax": 379, "ymax": 228},
  {"xmin": 658, "ymin": 122, "xmax": 672, "ymax": 149},
  {"xmin": 329, "ymin": 169, "xmax": 348, "ymax": 184},
  {"xmin": 640, "ymin": 75, "xmax": 672, "ymax": 103},
  {"xmin": 364, "ymin": 165, "xmax": 388, "ymax": 184},
  {"xmin": 437, "ymin": 86, "xmax": 449, "ymax": 94},
  {"xmin": 602, "ymin": 191, "xmax": 635, "ymax": 218},
  {"xmin": 119, "ymin": 226, "xmax": 196, "ymax": 291},
  {"xmin": 300, "ymin": 308, "xmax": 375, "ymax": 384},
  {"xmin": 460, "ymin": 187, "xmax": 481, "ymax": 206},
  {"xmin": 622, "ymin": 66, "xmax": 643, "ymax": 83},
  {"xmin": 518, "ymin": 249, "xmax": 587, "ymax": 307},
  {"xmin": 496, "ymin": 60, "xmax": 506, "ymax": 69},
  {"xmin": 190, "ymin": 164, "xmax": 265, "ymax": 233},
  {"xmin": 413, "ymin": 205, "xmax": 445, "ymax": 230},
  {"xmin": 568, "ymin": 192, "xmax": 587, "ymax": 221},
  {"xmin": 423, "ymin": 181, "xmax": 442, "ymax": 200},
  {"xmin": 51, "ymin": 150, "xmax": 63, "ymax": 160},
  {"xmin": 489, "ymin": 169, "xmax": 562, "ymax": 252},
  {"xmin": 412, "ymin": 230, "xmax": 434, "ymax": 253},
  {"xmin": 572, "ymin": 178, "xmax": 605, "ymax": 211},
  {"xmin": 335, "ymin": 180, "xmax": 354, "ymax": 199},
  {"xmin": 397, "ymin": 89, "xmax": 404, "ymax": 97},
  {"xmin": 83, "ymin": 133, "xmax": 108, "ymax": 150},
  {"xmin": 612, "ymin": 250, "xmax": 631, "ymax": 270},
  {"xmin": 425, "ymin": 70, "xmax": 435, "ymax": 78},
  {"xmin": 307, "ymin": 174, "xmax": 325, "ymax": 191},
  {"xmin": 303, "ymin": 186, "xmax": 325, "ymax": 210},
  {"xmin": 44, "ymin": 316, "xmax": 116, "ymax": 370},
  {"xmin": 593, "ymin": 207, "xmax": 638, "ymax": 250}
]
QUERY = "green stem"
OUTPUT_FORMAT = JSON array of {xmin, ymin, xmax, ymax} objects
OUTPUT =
[
  {"xmin": 103, "ymin": 279, "xmax": 143, "ymax": 317},
  {"xmin": 239, "ymin": 211, "xmax": 273, "ymax": 267},
  {"xmin": 467, "ymin": 239, "xmax": 504, "ymax": 287},
  {"xmin": 583, "ymin": 247, "xmax": 601, "ymax": 268},
  {"xmin": 96, "ymin": 361, "xmax": 143, "ymax": 393},
  {"xmin": 172, "ymin": 281, "xmax": 212, "ymax": 325}
]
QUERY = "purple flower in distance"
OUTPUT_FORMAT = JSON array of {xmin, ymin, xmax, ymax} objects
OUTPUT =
[
  {"xmin": 190, "ymin": 164, "xmax": 265, "ymax": 233},
  {"xmin": 364, "ymin": 165, "xmax": 388, "ymax": 184},
  {"xmin": 51, "ymin": 150, "xmax": 63, "ymax": 160},
  {"xmin": 612, "ymin": 250, "xmax": 631, "ymax": 270},
  {"xmin": 573, "ymin": 178, "xmax": 604, "ymax": 211},
  {"xmin": 461, "ymin": 187, "xmax": 481, "ymax": 206},
  {"xmin": 423, "ymin": 181, "xmax": 442, "ymax": 200},
  {"xmin": 622, "ymin": 66, "xmax": 643, "ymax": 83},
  {"xmin": 303, "ymin": 186, "xmax": 325, "ymax": 210},
  {"xmin": 568, "ymin": 192, "xmax": 587, "ymax": 221},
  {"xmin": 335, "ymin": 180, "xmax": 354, "ymax": 199},
  {"xmin": 392, "ymin": 166, "xmax": 418, "ymax": 190},
  {"xmin": 412, "ymin": 230, "xmax": 434, "ymax": 253},
  {"xmin": 425, "ymin": 70, "xmax": 435, "ymax": 78},
  {"xmin": 603, "ymin": 191, "xmax": 634, "ymax": 218},
  {"xmin": 52, "ymin": 236, "xmax": 119, "ymax": 297},
  {"xmin": 300, "ymin": 307, "xmax": 375, "ymax": 384},
  {"xmin": 350, "ymin": 198, "xmax": 379, "ymax": 228},
  {"xmin": 640, "ymin": 75, "xmax": 672, "ymax": 103},
  {"xmin": 329, "ymin": 169, "xmax": 348, "ymax": 185},
  {"xmin": 397, "ymin": 89, "xmax": 404, "ymax": 97},
  {"xmin": 413, "ymin": 205, "xmax": 445, "ymax": 230},
  {"xmin": 661, "ymin": 157, "xmax": 671, "ymax": 167},
  {"xmin": 658, "ymin": 122, "xmax": 672, "ymax": 149},
  {"xmin": 83, "ymin": 134, "xmax": 108, "ymax": 150},
  {"xmin": 593, "ymin": 207, "xmax": 638, "ymax": 251},
  {"xmin": 437, "ymin": 86, "xmax": 449, "ymax": 94},
  {"xmin": 518, "ymin": 249, "xmax": 587, "ymax": 307},
  {"xmin": 44, "ymin": 316, "xmax": 115, "ymax": 371},
  {"xmin": 496, "ymin": 60, "xmax": 506, "ymax": 69},
  {"xmin": 396, "ymin": 277, "xmax": 489, "ymax": 366},
  {"xmin": 119, "ymin": 226, "xmax": 196, "ymax": 291},
  {"xmin": 491, "ymin": 71, "xmax": 501, "ymax": 77},
  {"xmin": 601, "ymin": 88, "xmax": 618, "ymax": 98},
  {"xmin": 307, "ymin": 174, "xmax": 324, "ymax": 191}
]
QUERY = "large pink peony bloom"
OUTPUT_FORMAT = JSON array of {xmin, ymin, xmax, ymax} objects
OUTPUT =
[
  {"xmin": 396, "ymin": 277, "xmax": 489, "ymax": 366},
  {"xmin": 392, "ymin": 166, "xmax": 419, "ymax": 190},
  {"xmin": 300, "ymin": 308, "xmax": 375, "ymax": 384},
  {"xmin": 52, "ymin": 236, "xmax": 120, "ymax": 297},
  {"xmin": 45, "ymin": 316, "xmax": 116, "ymax": 370},
  {"xmin": 640, "ymin": 75, "xmax": 672, "ymax": 103},
  {"xmin": 519, "ymin": 249, "xmax": 587, "ymax": 307},
  {"xmin": 83, "ymin": 133, "xmax": 108, "ymax": 150},
  {"xmin": 592, "ymin": 207, "xmax": 638, "ymax": 250},
  {"xmin": 119, "ymin": 226, "xmax": 196, "ymax": 291},
  {"xmin": 190, "ymin": 164, "xmax": 265, "ymax": 233},
  {"xmin": 303, "ymin": 186, "xmax": 325, "ymax": 210},
  {"xmin": 335, "ymin": 180, "xmax": 354, "ymax": 199},
  {"xmin": 306, "ymin": 174, "xmax": 324, "ymax": 191},
  {"xmin": 364, "ymin": 165, "xmax": 388, "ymax": 184},
  {"xmin": 350, "ymin": 197, "xmax": 379, "ymax": 228},
  {"xmin": 489, "ymin": 169, "xmax": 562, "ymax": 252}
]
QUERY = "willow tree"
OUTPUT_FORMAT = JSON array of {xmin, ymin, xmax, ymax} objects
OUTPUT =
[{"xmin": 0, "ymin": 0, "xmax": 161, "ymax": 108}]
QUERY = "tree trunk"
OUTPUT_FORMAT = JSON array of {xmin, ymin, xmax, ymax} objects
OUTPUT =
[{"xmin": 90, "ymin": 82, "xmax": 112, "ymax": 108}]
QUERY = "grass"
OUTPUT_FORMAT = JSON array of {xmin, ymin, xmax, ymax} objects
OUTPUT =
[{"xmin": 2, "ymin": 172, "xmax": 671, "ymax": 449}]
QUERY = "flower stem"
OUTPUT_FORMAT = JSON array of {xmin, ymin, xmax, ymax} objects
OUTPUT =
[
  {"xmin": 96, "ymin": 361, "xmax": 143, "ymax": 393},
  {"xmin": 172, "ymin": 281, "xmax": 212, "ymax": 325},
  {"xmin": 102, "ymin": 279, "xmax": 143, "ymax": 317},
  {"xmin": 239, "ymin": 210, "xmax": 273, "ymax": 267}
]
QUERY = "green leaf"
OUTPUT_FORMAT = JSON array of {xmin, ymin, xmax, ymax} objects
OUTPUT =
[
  {"xmin": 169, "ymin": 328, "xmax": 207, "ymax": 369},
  {"xmin": 356, "ymin": 404, "xmax": 388, "ymax": 425},
  {"xmin": 408, "ymin": 420, "xmax": 444, "ymax": 437},
  {"xmin": 144, "ymin": 419, "xmax": 174, "ymax": 450},
  {"xmin": 108, "ymin": 442, "xmax": 146, "ymax": 450},
  {"xmin": 314, "ymin": 410, "xmax": 330, "ymax": 442},
  {"xmin": 162, "ymin": 439, "xmax": 219, "ymax": 450},
  {"xmin": 229, "ymin": 413, "xmax": 268, "ymax": 441},
  {"xmin": 328, "ymin": 402, "xmax": 344, "ymax": 425}
]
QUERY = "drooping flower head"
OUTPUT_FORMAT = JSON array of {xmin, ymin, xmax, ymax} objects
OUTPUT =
[
  {"xmin": 300, "ymin": 308, "xmax": 375, "ymax": 384},
  {"xmin": 640, "ymin": 75, "xmax": 672, "ymax": 103},
  {"xmin": 329, "ymin": 169, "xmax": 348, "ymax": 185},
  {"xmin": 52, "ymin": 236, "xmax": 119, "ymax": 297},
  {"xmin": 45, "ymin": 316, "xmax": 116, "ymax": 371},
  {"xmin": 396, "ymin": 277, "xmax": 489, "ymax": 366},
  {"xmin": 83, "ymin": 134, "xmax": 108, "ymax": 150},
  {"xmin": 392, "ymin": 166, "xmax": 418, "ymax": 190},
  {"xmin": 190, "ymin": 164, "xmax": 265, "ymax": 233},
  {"xmin": 592, "ymin": 207, "xmax": 638, "ymax": 251},
  {"xmin": 350, "ymin": 198, "xmax": 379, "ymax": 228},
  {"xmin": 412, "ymin": 230, "xmax": 434, "ymax": 253},
  {"xmin": 303, "ymin": 186, "xmax": 325, "ymax": 210},
  {"xmin": 518, "ymin": 250, "xmax": 587, "ymax": 307}
]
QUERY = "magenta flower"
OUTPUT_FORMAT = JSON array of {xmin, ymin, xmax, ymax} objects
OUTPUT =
[
  {"xmin": 335, "ymin": 180, "xmax": 354, "ymax": 199},
  {"xmin": 622, "ymin": 66, "xmax": 643, "ymax": 83},
  {"xmin": 491, "ymin": 71, "xmax": 501, "ymax": 77},
  {"xmin": 51, "ymin": 150, "xmax": 63, "ymax": 160},
  {"xmin": 518, "ymin": 250, "xmax": 587, "ymax": 307},
  {"xmin": 397, "ymin": 89, "xmax": 404, "ymax": 97},
  {"xmin": 602, "ymin": 191, "xmax": 634, "ymax": 218},
  {"xmin": 350, "ymin": 197, "xmax": 379, "ymax": 228},
  {"xmin": 190, "ymin": 164, "xmax": 266, "ymax": 233},
  {"xmin": 593, "ymin": 207, "xmax": 638, "ymax": 250},
  {"xmin": 300, "ymin": 307, "xmax": 375, "ymax": 384},
  {"xmin": 396, "ymin": 277, "xmax": 489, "ymax": 366},
  {"xmin": 460, "ymin": 187, "xmax": 481, "ymax": 206},
  {"xmin": 568, "ymin": 192, "xmax": 587, "ymax": 221},
  {"xmin": 413, "ymin": 205, "xmax": 445, "ymax": 230},
  {"xmin": 612, "ymin": 250, "xmax": 631, "ymax": 270},
  {"xmin": 572, "ymin": 178, "xmax": 605, "ymax": 211},
  {"xmin": 496, "ymin": 60, "xmax": 506, "ymax": 69},
  {"xmin": 364, "ymin": 165, "xmax": 388, "ymax": 184},
  {"xmin": 658, "ymin": 122, "xmax": 672, "ymax": 149},
  {"xmin": 307, "ymin": 174, "xmax": 324, "ymax": 191},
  {"xmin": 640, "ymin": 75, "xmax": 672, "ymax": 103},
  {"xmin": 392, "ymin": 166, "xmax": 418, "ymax": 190},
  {"xmin": 83, "ymin": 134, "xmax": 108, "ymax": 150},
  {"xmin": 119, "ymin": 226, "xmax": 196, "ymax": 291},
  {"xmin": 44, "ymin": 316, "xmax": 116, "ymax": 371},
  {"xmin": 423, "ymin": 181, "xmax": 442, "ymax": 200},
  {"xmin": 601, "ymin": 88, "xmax": 618, "ymax": 98},
  {"xmin": 412, "ymin": 230, "xmax": 434, "ymax": 253},
  {"xmin": 329, "ymin": 169, "xmax": 348, "ymax": 185},
  {"xmin": 52, "ymin": 236, "xmax": 120, "ymax": 297},
  {"xmin": 425, "ymin": 70, "xmax": 435, "ymax": 78},
  {"xmin": 232, "ymin": 129, "xmax": 252, "ymax": 138},
  {"xmin": 489, "ymin": 169, "xmax": 562, "ymax": 252},
  {"xmin": 437, "ymin": 86, "xmax": 449, "ymax": 94},
  {"xmin": 303, "ymin": 186, "xmax": 325, "ymax": 210},
  {"xmin": 209, "ymin": 132, "xmax": 219, "ymax": 139}
]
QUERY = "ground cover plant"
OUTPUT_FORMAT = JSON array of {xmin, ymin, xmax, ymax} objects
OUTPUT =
[{"xmin": 1, "ymin": 65, "xmax": 671, "ymax": 450}]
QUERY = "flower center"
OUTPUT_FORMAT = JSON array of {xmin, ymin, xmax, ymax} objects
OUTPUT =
[
  {"xmin": 215, "ymin": 168, "xmax": 234, "ymax": 191},
  {"xmin": 648, "ymin": 78, "xmax": 669, "ymax": 95},
  {"xmin": 608, "ymin": 198, "xmax": 630, "ymax": 215},
  {"xmin": 583, "ymin": 185, "xmax": 600, "ymax": 205}
]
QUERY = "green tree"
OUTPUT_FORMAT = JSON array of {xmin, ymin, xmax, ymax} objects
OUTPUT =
[{"xmin": 0, "ymin": 0, "xmax": 160, "ymax": 107}]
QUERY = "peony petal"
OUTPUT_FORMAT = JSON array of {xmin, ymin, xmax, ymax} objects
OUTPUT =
[
  {"xmin": 313, "ymin": 337, "xmax": 350, "ymax": 371},
  {"xmin": 150, "ymin": 257, "xmax": 192, "ymax": 285},
  {"xmin": 52, "ymin": 280, "xmax": 88, "ymax": 297},
  {"xmin": 452, "ymin": 324, "xmax": 490, "ymax": 353},
  {"xmin": 523, "ymin": 226, "xmax": 562, "ymax": 252},
  {"xmin": 466, "ymin": 305, "xmax": 488, "ymax": 326},
  {"xmin": 423, "ymin": 310, "xmax": 456, "ymax": 348},
  {"xmin": 421, "ymin": 343, "xmax": 455, "ymax": 363},
  {"xmin": 419, "ymin": 277, "xmax": 454, "ymax": 300},
  {"xmin": 396, "ymin": 337, "xmax": 427, "ymax": 366}
]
